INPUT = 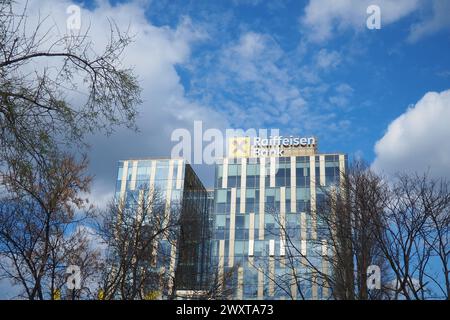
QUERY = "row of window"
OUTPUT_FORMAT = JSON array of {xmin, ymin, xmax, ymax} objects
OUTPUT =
[
  {"xmin": 217, "ymin": 174, "xmax": 340, "ymax": 189},
  {"xmin": 117, "ymin": 161, "xmax": 185, "ymax": 181},
  {"xmin": 217, "ymin": 162, "xmax": 341, "ymax": 178},
  {"xmin": 217, "ymin": 155, "xmax": 343, "ymax": 165},
  {"xmin": 211, "ymin": 240, "xmax": 326, "ymax": 260},
  {"xmin": 215, "ymin": 213, "xmax": 313, "ymax": 228},
  {"xmin": 216, "ymin": 187, "xmax": 317, "ymax": 203},
  {"xmin": 215, "ymin": 202, "xmax": 313, "ymax": 215},
  {"xmin": 116, "ymin": 179, "xmax": 184, "ymax": 192},
  {"xmin": 214, "ymin": 229, "xmax": 315, "ymax": 241}
]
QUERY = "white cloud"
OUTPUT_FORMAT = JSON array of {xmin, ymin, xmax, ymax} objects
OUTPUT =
[
  {"xmin": 315, "ymin": 49, "xmax": 341, "ymax": 69},
  {"xmin": 233, "ymin": 32, "xmax": 267, "ymax": 59},
  {"xmin": 407, "ymin": 0, "xmax": 450, "ymax": 43},
  {"xmin": 301, "ymin": 0, "xmax": 421, "ymax": 43},
  {"xmin": 373, "ymin": 89, "xmax": 450, "ymax": 178},
  {"xmin": 335, "ymin": 83, "xmax": 354, "ymax": 95},
  {"xmin": 328, "ymin": 83, "xmax": 354, "ymax": 108},
  {"xmin": 186, "ymin": 29, "xmax": 357, "ymax": 143},
  {"xmin": 189, "ymin": 31, "xmax": 306, "ymax": 128}
]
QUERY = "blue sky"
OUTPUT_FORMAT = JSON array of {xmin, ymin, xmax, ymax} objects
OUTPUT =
[
  {"xmin": 111, "ymin": 0, "xmax": 448, "ymax": 157},
  {"xmin": 21, "ymin": 0, "xmax": 450, "ymax": 190}
]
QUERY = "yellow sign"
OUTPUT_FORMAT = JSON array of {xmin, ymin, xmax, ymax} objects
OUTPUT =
[
  {"xmin": 144, "ymin": 291, "xmax": 160, "ymax": 300},
  {"xmin": 228, "ymin": 137, "xmax": 250, "ymax": 158},
  {"xmin": 52, "ymin": 289, "xmax": 61, "ymax": 300}
]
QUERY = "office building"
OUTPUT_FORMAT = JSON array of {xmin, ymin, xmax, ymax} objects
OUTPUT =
[
  {"xmin": 211, "ymin": 137, "xmax": 347, "ymax": 299},
  {"xmin": 114, "ymin": 136, "xmax": 347, "ymax": 300},
  {"xmin": 115, "ymin": 158, "xmax": 210, "ymax": 297}
]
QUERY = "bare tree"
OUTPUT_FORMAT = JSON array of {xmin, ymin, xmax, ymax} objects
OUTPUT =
[
  {"xmin": 314, "ymin": 166, "xmax": 450, "ymax": 300},
  {"xmin": 374, "ymin": 173, "xmax": 450, "ymax": 300},
  {"xmin": 0, "ymin": 153, "xmax": 100, "ymax": 300},
  {"xmin": 0, "ymin": 1, "xmax": 140, "ymax": 173},
  {"xmin": 0, "ymin": 1, "xmax": 141, "ymax": 300},
  {"xmin": 173, "ymin": 265, "xmax": 238, "ymax": 300},
  {"xmin": 423, "ymin": 177, "xmax": 450, "ymax": 299},
  {"xmin": 254, "ymin": 161, "xmax": 393, "ymax": 300},
  {"xmin": 327, "ymin": 161, "xmax": 391, "ymax": 300},
  {"xmin": 96, "ymin": 188, "xmax": 182, "ymax": 300},
  {"xmin": 249, "ymin": 205, "xmax": 321, "ymax": 300}
]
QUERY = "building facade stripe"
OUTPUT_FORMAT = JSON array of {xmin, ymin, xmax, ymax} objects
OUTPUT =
[
  {"xmin": 240, "ymin": 158, "xmax": 247, "ymax": 213},
  {"xmin": 319, "ymin": 155, "xmax": 326, "ymax": 187},
  {"xmin": 228, "ymin": 187, "xmax": 236, "ymax": 267},
  {"xmin": 269, "ymin": 157, "xmax": 276, "ymax": 188},
  {"xmin": 290, "ymin": 156, "xmax": 296, "ymax": 213},
  {"xmin": 176, "ymin": 159, "xmax": 183, "ymax": 189},
  {"xmin": 222, "ymin": 158, "xmax": 228, "ymax": 189},
  {"xmin": 129, "ymin": 160, "xmax": 138, "ymax": 191},
  {"xmin": 259, "ymin": 158, "xmax": 266, "ymax": 240},
  {"xmin": 309, "ymin": 156, "xmax": 317, "ymax": 240}
]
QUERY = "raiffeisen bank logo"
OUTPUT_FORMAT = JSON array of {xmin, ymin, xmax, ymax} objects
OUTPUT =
[
  {"xmin": 251, "ymin": 136, "xmax": 316, "ymax": 157},
  {"xmin": 228, "ymin": 137, "xmax": 251, "ymax": 158}
]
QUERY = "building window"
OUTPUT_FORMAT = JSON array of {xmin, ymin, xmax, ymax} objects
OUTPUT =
[
  {"xmin": 247, "ymin": 164, "xmax": 258, "ymax": 175},
  {"xmin": 216, "ymin": 215, "xmax": 226, "ymax": 227},
  {"xmin": 228, "ymin": 164, "xmax": 238, "ymax": 176},
  {"xmin": 216, "ymin": 189, "xmax": 227, "ymax": 203},
  {"xmin": 117, "ymin": 166, "xmax": 123, "ymax": 180}
]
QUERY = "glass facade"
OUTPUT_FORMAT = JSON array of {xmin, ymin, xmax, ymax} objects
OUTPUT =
[
  {"xmin": 114, "ymin": 149, "xmax": 347, "ymax": 300},
  {"xmin": 211, "ymin": 153, "xmax": 347, "ymax": 299},
  {"xmin": 115, "ymin": 159, "xmax": 210, "ymax": 296}
]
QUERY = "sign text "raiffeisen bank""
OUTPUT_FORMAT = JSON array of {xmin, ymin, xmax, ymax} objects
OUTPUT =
[{"xmin": 252, "ymin": 136, "xmax": 316, "ymax": 156}]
